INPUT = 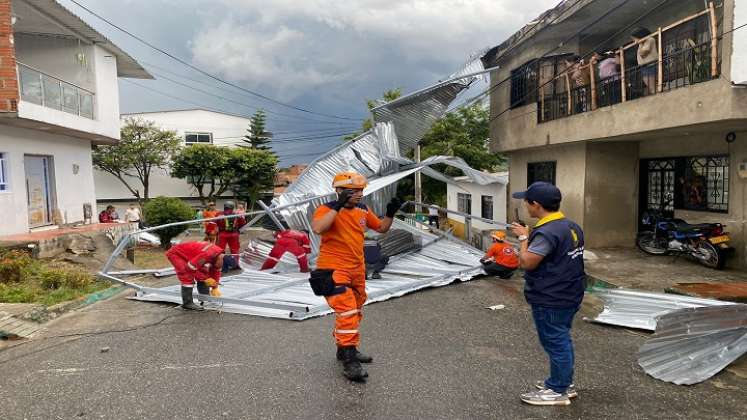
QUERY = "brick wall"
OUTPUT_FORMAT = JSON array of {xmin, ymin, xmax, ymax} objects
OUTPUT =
[{"xmin": 0, "ymin": 0, "xmax": 18, "ymax": 113}]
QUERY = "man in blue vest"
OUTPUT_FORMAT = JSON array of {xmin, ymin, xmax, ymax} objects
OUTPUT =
[{"xmin": 510, "ymin": 182, "xmax": 585, "ymax": 406}]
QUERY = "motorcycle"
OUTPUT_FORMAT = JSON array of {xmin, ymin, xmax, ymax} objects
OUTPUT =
[{"xmin": 636, "ymin": 208, "xmax": 733, "ymax": 269}]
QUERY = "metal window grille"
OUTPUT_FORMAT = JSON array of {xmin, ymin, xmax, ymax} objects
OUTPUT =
[
  {"xmin": 683, "ymin": 156, "xmax": 729, "ymax": 213},
  {"xmin": 185, "ymin": 132, "xmax": 213, "ymax": 145},
  {"xmin": 457, "ymin": 193, "xmax": 472, "ymax": 215},
  {"xmin": 0, "ymin": 153, "xmax": 7, "ymax": 191},
  {"xmin": 646, "ymin": 159, "xmax": 675, "ymax": 212},
  {"xmin": 527, "ymin": 161, "xmax": 556, "ymax": 185},
  {"xmin": 510, "ymin": 60, "xmax": 538, "ymax": 108},
  {"xmin": 481, "ymin": 195, "xmax": 493, "ymax": 220}
]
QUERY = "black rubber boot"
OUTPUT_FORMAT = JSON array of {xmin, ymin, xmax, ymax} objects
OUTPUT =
[
  {"xmin": 180, "ymin": 286, "xmax": 203, "ymax": 311},
  {"xmin": 336, "ymin": 347, "xmax": 373, "ymax": 364},
  {"xmin": 340, "ymin": 346, "xmax": 367, "ymax": 382}
]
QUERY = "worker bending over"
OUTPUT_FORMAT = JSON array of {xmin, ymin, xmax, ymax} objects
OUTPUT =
[
  {"xmin": 216, "ymin": 201, "xmax": 246, "ymax": 270},
  {"xmin": 481, "ymin": 230, "xmax": 520, "ymax": 279},
  {"xmin": 311, "ymin": 172, "xmax": 400, "ymax": 382},
  {"xmin": 261, "ymin": 228, "xmax": 312, "ymax": 272},
  {"xmin": 165, "ymin": 241, "xmax": 224, "ymax": 310}
]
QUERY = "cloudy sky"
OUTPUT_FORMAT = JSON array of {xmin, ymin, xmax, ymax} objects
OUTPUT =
[{"xmin": 60, "ymin": 0, "xmax": 558, "ymax": 165}]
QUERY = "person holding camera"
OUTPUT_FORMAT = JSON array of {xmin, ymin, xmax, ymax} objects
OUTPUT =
[{"xmin": 310, "ymin": 171, "xmax": 400, "ymax": 382}]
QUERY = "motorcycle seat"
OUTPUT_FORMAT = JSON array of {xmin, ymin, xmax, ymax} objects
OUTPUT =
[{"xmin": 673, "ymin": 221, "xmax": 717, "ymax": 232}]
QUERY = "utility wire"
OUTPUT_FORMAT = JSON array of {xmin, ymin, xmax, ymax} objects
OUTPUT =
[{"xmin": 67, "ymin": 0, "xmax": 362, "ymax": 122}]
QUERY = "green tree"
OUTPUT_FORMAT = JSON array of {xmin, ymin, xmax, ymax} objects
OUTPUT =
[
  {"xmin": 92, "ymin": 118, "xmax": 181, "ymax": 204},
  {"xmin": 171, "ymin": 144, "xmax": 234, "ymax": 205},
  {"xmin": 230, "ymin": 148, "xmax": 278, "ymax": 211},
  {"xmin": 344, "ymin": 88, "xmax": 402, "ymax": 140},
  {"xmin": 410, "ymin": 104, "xmax": 506, "ymax": 206},
  {"xmin": 142, "ymin": 196, "xmax": 195, "ymax": 249},
  {"xmin": 244, "ymin": 109, "xmax": 273, "ymax": 150}
]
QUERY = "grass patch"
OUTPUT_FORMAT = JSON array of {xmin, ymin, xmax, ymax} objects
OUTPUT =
[
  {"xmin": 0, "ymin": 249, "xmax": 109, "ymax": 307},
  {"xmin": 133, "ymin": 246, "xmax": 170, "ymax": 269}
]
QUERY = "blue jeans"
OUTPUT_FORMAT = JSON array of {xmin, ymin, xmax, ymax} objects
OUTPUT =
[{"xmin": 531, "ymin": 305, "xmax": 579, "ymax": 394}]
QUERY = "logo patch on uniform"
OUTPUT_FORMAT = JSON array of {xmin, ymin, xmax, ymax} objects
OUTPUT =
[
  {"xmin": 359, "ymin": 217, "xmax": 366, "ymax": 227},
  {"xmin": 570, "ymin": 228, "xmax": 579, "ymax": 245},
  {"xmin": 503, "ymin": 248, "xmax": 514, "ymax": 255}
]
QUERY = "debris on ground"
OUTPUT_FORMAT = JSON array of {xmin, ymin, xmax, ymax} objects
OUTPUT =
[
  {"xmin": 667, "ymin": 282, "xmax": 747, "ymax": 304},
  {"xmin": 487, "ymin": 304, "xmax": 505, "ymax": 311}
]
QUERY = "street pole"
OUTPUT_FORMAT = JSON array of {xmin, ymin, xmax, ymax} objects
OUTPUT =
[{"xmin": 415, "ymin": 144, "xmax": 422, "ymax": 214}]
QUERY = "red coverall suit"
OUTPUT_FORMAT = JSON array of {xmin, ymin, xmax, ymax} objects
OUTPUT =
[
  {"xmin": 260, "ymin": 230, "xmax": 311, "ymax": 272},
  {"xmin": 165, "ymin": 242, "xmax": 223, "ymax": 286},
  {"xmin": 216, "ymin": 210, "xmax": 246, "ymax": 256}
]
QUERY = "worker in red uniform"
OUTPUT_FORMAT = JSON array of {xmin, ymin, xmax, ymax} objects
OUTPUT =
[
  {"xmin": 216, "ymin": 201, "xmax": 246, "ymax": 269},
  {"xmin": 481, "ymin": 230, "xmax": 520, "ymax": 279},
  {"xmin": 311, "ymin": 172, "xmax": 400, "ymax": 382},
  {"xmin": 165, "ymin": 241, "xmax": 224, "ymax": 310},
  {"xmin": 260, "ymin": 228, "xmax": 312, "ymax": 272}
]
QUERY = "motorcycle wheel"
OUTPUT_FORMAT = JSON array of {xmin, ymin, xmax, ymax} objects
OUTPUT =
[
  {"xmin": 693, "ymin": 240, "xmax": 724, "ymax": 269},
  {"xmin": 636, "ymin": 232, "xmax": 669, "ymax": 255}
]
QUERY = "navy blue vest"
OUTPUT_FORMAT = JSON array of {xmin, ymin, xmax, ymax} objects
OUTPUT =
[{"xmin": 524, "ymin": 218, "xmax": 586, "ymax": 308}]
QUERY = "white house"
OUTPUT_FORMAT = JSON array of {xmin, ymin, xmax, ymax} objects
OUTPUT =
[
  {"xmin": 0, "ymin": 0, "xmax": 151, "ymax": 236},
  {"xmin": 93, "ymin": 109, "xmax": 253, "ymax": 210},
  {"xmin": 445, "ymin": 172, "xmax": 508, "ymax": 248}
]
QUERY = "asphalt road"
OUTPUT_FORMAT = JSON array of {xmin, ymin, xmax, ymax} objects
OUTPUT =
[{"xmin": 1, "ymin": 276, "xmax": 745, "ymax": 420}]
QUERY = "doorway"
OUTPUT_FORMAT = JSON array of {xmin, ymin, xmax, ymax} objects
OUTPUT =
[{"xmin": 24, "ymin": 155, "xmax": 55, "ymax": 228}]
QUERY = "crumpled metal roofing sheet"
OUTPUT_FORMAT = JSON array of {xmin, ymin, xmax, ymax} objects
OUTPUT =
[
  {"xmin": 637, "ymin": 304, "xmax": 747, "ymax": 385},
  {"xmin": 131, "ymin": 221, "xmax": 484, "ymax": 320},
  {"xmin": 589, "ymin": 288, "xmax": 735, "ymax": 331}
]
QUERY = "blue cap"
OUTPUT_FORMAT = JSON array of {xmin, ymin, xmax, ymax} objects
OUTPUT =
[{"xmin": 512, "ymin": 182, "xmax": 562, "ymax": 208}]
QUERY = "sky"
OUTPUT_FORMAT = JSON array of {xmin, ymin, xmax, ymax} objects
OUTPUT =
[{"xmin": 59, "ymin": 0, "xmax": 559, "ymax": 166}]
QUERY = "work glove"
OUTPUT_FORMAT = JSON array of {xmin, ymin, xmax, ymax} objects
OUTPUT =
[
  {"xmin": 210, "ymin": 286, "xmax": 222, "ymax": 297},
  {"xmin": 333, "ymin": 189, "xmax": 354, "ymax": 211},
  {"xmin": 385, "ymin": 198, "xmax": 402, "ymax": 218},
  {"xmin": 204, "ymin": 278, "xmax": 219, "ymax": 288}
]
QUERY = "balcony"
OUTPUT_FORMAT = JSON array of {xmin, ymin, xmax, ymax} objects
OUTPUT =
[
  {"xmin": 17, "ymin": 62, "xmax": 95, "ymax": 120},
  {"xmin": 537, "ymin": 5, "xmax": 720, "ymax": 124}
]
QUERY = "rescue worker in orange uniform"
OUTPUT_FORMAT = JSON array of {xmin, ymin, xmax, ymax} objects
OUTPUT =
[
  {"xmin": 481, "ymin": 230, "xmax": 520, "ymax": 279},
  {"xmin": 260, "ymin": 229, "xmax": 312, "ymax": 272},
  {"xmin": 165, "ymin": 241, "xmax": 224, "ymax": 310},
  {"xmin": 216, "ymin": 201, "xmax": 246, "ymax": 269},
  {"xmin": 202, "ymin": 202, "xmax": 219, "ymax": 243},
  {"xmin": 311, "ymin": 172, "xmax": 400, "ymax": 382}
]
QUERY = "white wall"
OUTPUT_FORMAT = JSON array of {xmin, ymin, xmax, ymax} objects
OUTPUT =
[
  {"xmin": 733, "ymin": 0, "xmax": 747, "ymax": 85},
  {"xmin": 15, "ymin": 42, "xmax": 122, "ymax": 140},
  {"xmin": 0, "ymin": 126, "xmax": 96, "ymax": 236},
  {"xmin": 94, "ymin": 110, "xmax": 252, "ymax": 201},
  {"xmin": 446, "ymin": 177, "xmax": 508, "ymax": 231}
]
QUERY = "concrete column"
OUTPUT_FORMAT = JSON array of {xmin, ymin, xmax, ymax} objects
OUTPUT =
[{"xmin": 0, "ymin": 0, "xmax": 18, "ymax": 113}]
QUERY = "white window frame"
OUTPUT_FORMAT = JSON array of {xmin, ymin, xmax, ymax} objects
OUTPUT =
[
  {"xmin": 184, "ymin": 132, "xmax": 213, "ymax": 145},
  {"xmin": 481, "ymin": 195, "xmax": 494, "ymax": 220},
  {"xmin": 457, "ymin": 193, "xmax": 472, "ymax": 215},
  {"xmin": 0, "ymin": 152, "xmax": 9, "ymax": 192}
]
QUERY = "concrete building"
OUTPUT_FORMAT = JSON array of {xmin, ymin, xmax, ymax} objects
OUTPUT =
[
  {"xmin": 94, "ymin": 109, "xmax": 253, "ymax": 210},
  {"xmin": 0, "ymin": 0, "xmax": 150, "ymax": 236},
  {"xmin": 484, "ymin": 0, "xmax": 747, "ymax": 267},
  {"xmin": 445, "ymin": 173, "xmax": 508, "ymax": 249}
]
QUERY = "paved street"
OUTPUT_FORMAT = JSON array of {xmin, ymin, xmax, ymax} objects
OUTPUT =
[{"xmin": 1, "ymin": 277, "xmax": 745, "ymax": 420}]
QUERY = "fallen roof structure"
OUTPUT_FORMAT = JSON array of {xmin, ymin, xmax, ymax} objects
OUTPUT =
[
  {"xmin": 588, "ymin": 287, "xmax": 736, "ymax": 331},
  {"xmin": 101, "ymin": 53, "xmax": 505, "ymax": 319},
  {"xmin": 637, "ymin": 304, "xmax": 747, "ymax": 385}
]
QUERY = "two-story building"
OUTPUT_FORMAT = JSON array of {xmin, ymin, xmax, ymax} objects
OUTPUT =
[
  {"xmin": 0, "ymin": 0, "xmax": 151, "ymax": 236},
  {"xmin": 94, "ymin": 109, "xmax": 256, "ymax": 211},
  {"xmin": 484, "ymin": 0, "xmax": 747, "ymax": 267}
]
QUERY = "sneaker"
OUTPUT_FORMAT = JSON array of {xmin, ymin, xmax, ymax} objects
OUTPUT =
[
  {"xmin": 534, "ymin": 381, "xmax": 577, "ymax": 398},
  {"xmin": 520, "ymin": 389, "xmax": 571, "ymax": 406}
]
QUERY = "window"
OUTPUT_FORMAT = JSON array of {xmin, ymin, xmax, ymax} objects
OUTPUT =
[
  {"xmin": 0, "ymin": 153, "xmax": 9, "ymax": 191},
  {"xmin": 510, "ymin": 60, "xmax": 539, "ymax": 108},
  {"xmin": 457, "ymin": 193, "xmax": 472, "ymax": 215},
  {"xmin": 642, "ymin": 155, "xmax": 729, "ymax": 214},
  {"xmin": 185, "ymin": 132, "xmax": 213, "ymax": 145},
  {"xmin": 527, "ymin": 161, "xmax": 556, "ymax": 185},
  {"xmin": 481, "ymin": 195, "xmax": 494, "ymax": 220}
]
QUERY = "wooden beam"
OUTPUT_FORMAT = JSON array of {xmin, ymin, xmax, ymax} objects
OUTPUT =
[
  {"xmin": 620, "ymin": 49, "xmax": 627, "ymax": 102},
  {"xmin": 565, "ymin": 73, "xmax": 572, "ymax": 114},
  {"xmin": 710, "ymin": 1, "xmax": 719, "ymax": 78},
  {"xmin": 589, "ymin": 59, "xmax": 597, "ymax": 110},
  {"xmin": 540, "ymin": 85, "xmax": 545, "ymax": 122},
  {"xmin": 622, "ymin": 9, "xmax": 711, "ymax": 51},
  {"xmin": 657, "ymin": 27, "xmax": 664, "ymax": 93}
]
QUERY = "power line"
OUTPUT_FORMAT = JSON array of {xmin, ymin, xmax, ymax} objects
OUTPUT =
[{"xmin": 68, "ymin": 0, "xmax": 362, "ymax": 122}]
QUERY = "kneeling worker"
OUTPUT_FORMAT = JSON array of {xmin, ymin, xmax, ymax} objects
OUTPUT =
[
  {"xmin": 311, "ymin": 172, "xmax": 400, "ymax": 382},
  {"xmin": 481, "ymin": 231, "xmax": 519, "ymax": 279},
  {"xmin": 166, "ymin": 241, "xmax": 224, "ymax": 310}
]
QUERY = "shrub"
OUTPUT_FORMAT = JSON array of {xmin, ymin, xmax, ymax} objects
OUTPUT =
[
  {"xmin": 143, "ymin": 196, "xmax": 195, "ymax": 248},
  {"xmin": 0, "ymin": 249, "xmax": 33, "ymax": 284}
]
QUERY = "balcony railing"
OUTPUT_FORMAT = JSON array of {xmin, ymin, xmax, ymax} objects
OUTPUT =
[
  {"xmin": 538, "ymin": 3, "xmax": 721, "ymax": 124},
  {"xmin": 17, "ymin": 62, "xmax": 95, "ymax": 119}
]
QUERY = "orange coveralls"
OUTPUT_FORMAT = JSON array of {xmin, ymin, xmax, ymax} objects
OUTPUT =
[
  {"xmin": 202, "ymin": 209, "xmax": 219, "ymax": 242},
  {"xmin": 313, "ymin": 202, "xmax": 382, "ymax": 347},
  {"xmin": 484, "ymin": 242, "xmax": 520, "ymax": 269}
]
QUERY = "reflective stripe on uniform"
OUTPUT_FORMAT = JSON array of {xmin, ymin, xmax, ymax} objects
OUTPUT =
[
  {"xmin": 187, "ymin": 262, "xmax": 197, "ymax": 270},
  {"xmin": 267, "ymin": 256, "xmax": 280, "ymax": 262},
  {"xmin": 336, "ymin": 309, "xmax": 360, "ymax": 318},
  {"xmin": 335, "ymin": 329, "xmax": 358, "ymax": 334}
]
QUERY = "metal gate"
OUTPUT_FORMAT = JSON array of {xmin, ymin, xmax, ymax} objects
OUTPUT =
[{"xmin": 639, "ymin": 159, "xmax": 675, "ymax": 226}]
